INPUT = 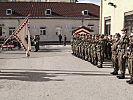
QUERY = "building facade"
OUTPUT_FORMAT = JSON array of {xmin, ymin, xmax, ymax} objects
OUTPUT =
[
  {"xmin": 100, "ymin": 0, "xmax": 133, "ymax": 35},
  {"xmin": 0, "ymin": 2, "xmax": 99, "ymax": 42}
]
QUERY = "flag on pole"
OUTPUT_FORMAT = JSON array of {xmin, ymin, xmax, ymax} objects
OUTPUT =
[{"xmin": 3, "ymin": 14, "xmax": 31, "ymax": 57}]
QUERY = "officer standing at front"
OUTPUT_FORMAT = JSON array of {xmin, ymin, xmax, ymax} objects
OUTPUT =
[{"xmin": 117, "ymin": 28, "xmax": 129, "ymax": 79}]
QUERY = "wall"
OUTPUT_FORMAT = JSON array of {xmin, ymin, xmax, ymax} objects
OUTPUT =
[
  {"xmin": 0, "ymin": 18, "xmax": 99, "ymax": 41},
  {"xmin": 101, "ymin": 0, "xmax": 133, "ymax": 35}
]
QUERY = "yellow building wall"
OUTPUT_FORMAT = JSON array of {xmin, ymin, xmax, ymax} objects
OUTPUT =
[{"xmin": 101, "ymin": 0, "xmax": 133, "ymax": 35}]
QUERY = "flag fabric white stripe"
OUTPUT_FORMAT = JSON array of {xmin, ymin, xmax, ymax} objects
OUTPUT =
[{"xmin": 3, "ymin": 15, "xmax": 31, "ymax": 57}]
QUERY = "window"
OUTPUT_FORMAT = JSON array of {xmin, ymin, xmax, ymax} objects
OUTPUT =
[
  {"xmin": 6, "ymin": 9, "xmax": 13, "ymax": 15},
  {"xmin": 124, "ymin": 11, "xmax": 133, "ymax": 35},
  {"xmin": 45, "ymin": 9, "xmax": 52, "ymax": 15},
  {"xmin": 88, "ymin": 24, "xmax": 94, "ymax": 30},
  {"xmin": 9, "ymin": 27, "xmax": 15, "ymax": 35},
  {"xmin": 40, "ymin": 27, "xmax": 46, "ymax": 35},
  {"xmin": 82, "ymin": 10, "xmax": 88, "ymax": 16},
  {"xmin": 104, "ymin": 16, "xmax": 111, "ymax": 35}
]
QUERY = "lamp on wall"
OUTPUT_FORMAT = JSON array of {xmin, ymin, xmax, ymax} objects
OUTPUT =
[{"xmin": 108, "ymin": 2, "xmax": 117, "ymax": 8}]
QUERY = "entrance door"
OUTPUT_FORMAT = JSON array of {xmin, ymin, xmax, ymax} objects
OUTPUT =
[{"xmin": 0, "ymin": 27, "xmax": 2, "ymax": 36}]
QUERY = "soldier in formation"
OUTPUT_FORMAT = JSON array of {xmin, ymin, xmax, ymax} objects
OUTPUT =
[{"xmin": 71, "ymin": 27, "xmax": 133, "ymax": 84}]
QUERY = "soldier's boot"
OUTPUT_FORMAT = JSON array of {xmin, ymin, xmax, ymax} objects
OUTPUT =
[
  {"xmin": 128, "ymin": 80, "xmax": 133, "ymax": 84},
  {"xmin": 85, "ymin": 56, "xmax": 88, "ymax": 61},
  {"xmin": 91, "ymin": 59, "xmax": 94, "ymax": 64},
  {"xmin": 110, "ymin": 70, "xmax": 118, "ymax": 75},
  {"xmin": 117, "ymin": 73, "xmax": 125, "ymax": 79},
  {"xmin": 97, "ymin": 64, "xmax": 102, "ymax": 68},
  {"xmin": 126, "ymin": 77, "xmax": 133, "ymax": 84},
  {"xmin": 89, "ymin": 58, "xmax": 92, "ymax": 62},
  {"xmin": 94, "ymin": 60, "xmax": 98, "ymax": 65}
]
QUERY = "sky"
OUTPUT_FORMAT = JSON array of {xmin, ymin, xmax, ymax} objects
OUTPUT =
[{"xmin": 78, "ymin": 0, "xmax": 100, "ymax": 5}]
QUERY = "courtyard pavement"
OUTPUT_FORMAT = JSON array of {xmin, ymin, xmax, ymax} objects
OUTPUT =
[{"xmin": 0, "ymin": 45, "xmax": 133, "ymax": 100}]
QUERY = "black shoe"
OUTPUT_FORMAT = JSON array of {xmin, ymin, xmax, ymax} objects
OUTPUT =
[
  {"xmin": 127, "ymin": 79, "xmax": 133, "ymax": 84},
  {"xmin": 110, "ymin": 71, "xmax": 118, "ymax": 75},
  {"xmin": 97, "ymin": 64, "xmax": 102, "ymax": 68},
  {"xmin": 116, "ymin": 73, "xmax": 125, "ymax": 79},
  {"xmin": 126, "ymin": 80, "xmax": 130, "ymax": 83}
]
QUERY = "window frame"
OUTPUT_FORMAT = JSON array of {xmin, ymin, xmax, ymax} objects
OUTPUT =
[
  {"xmin": 45, "ymin": 9, "xmax": 52, "ymax": 15},
  {"xmin": 9, "ymin": 27, "xmax": 15, "ymax": 35},
  {"xmin": 40, "ymin": 27, "xmax": 46, "ymax": 35}
]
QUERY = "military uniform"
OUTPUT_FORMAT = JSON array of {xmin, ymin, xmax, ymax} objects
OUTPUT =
[
  {"xmin": 97, "ymin": 35, "xmax": 104, "ymax": 68},
  {"xmin": 110, "ymin": 33, "xmax": 120, "ymax": 75},
  {"xmin": 127, "ymin": 36, "xmax": 133, "ymax": 84},
  {"xmin": 88, "ymin": 35, "xmax": 92, "ymax": 62},
  {"xmin": 117, "ymin": 28, "xmax": 129, "ymax": 79},
  {"xmin": 93, "ymin": 35, "xmax": 99, "ymax": 65}
]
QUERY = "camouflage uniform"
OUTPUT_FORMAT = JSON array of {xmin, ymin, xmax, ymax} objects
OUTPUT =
[
  {"xmin": 117, "ymin": 28, "xmax": 129, "ymax": 79},
  {"xmin": 110, "ymin": 33, "xmax": 120, "ymax": 75},
  {"xmin": 97, "ymin": 35, "xmax": 104, "ymax": 68},
  {"xmin": 127, "ymin": 36, "xmax": 133, "ymax": 84}
]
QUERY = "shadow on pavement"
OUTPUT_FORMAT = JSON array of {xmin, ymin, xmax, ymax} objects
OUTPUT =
[
  {"xmin": 0, "ymin": 69, "xmax": 112, "ymax": 82},
  {"xmin": 1, "ymin": 69, "xmax": 110, "ymax": 73},
  {"xmin": 38, "ymin": 48, "xmax": 62, "ymax": 52},
  {"xmin": 0, "ymin": 71, "xmax": 64, "ymax": 82}
]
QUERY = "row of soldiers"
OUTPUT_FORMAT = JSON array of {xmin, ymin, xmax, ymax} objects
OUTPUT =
[{"xmin": 71, "ymin": 28, "xmax": 133, "ymax": 84}]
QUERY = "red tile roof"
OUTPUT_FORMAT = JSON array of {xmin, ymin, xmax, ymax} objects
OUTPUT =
[{"xmin": 0, "ymin": 2, "xmax": 100, "ymax": 18}]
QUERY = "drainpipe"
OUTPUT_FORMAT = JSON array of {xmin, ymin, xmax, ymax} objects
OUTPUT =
[{"xmin": 100, "ymin": 0, "xmax": 103, "ymax": 34}]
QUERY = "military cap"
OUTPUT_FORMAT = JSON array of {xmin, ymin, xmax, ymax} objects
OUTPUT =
[
  {"xmin": 121, "ymin": 27, "xmax": 128, "ymax": 31},
  {"xmin": 115, "ymin": 33, "xmax": 121, "ymax": 37},
  {"xmin": 96, "ymin": 35, "xmax": 99, "ymax": 37},
  {"xmin": 100, "ymin": 35, "xmax": 104, "ymax": 38}
]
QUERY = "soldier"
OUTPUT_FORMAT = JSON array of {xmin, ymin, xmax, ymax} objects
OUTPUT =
[
  {"xmin": 117, "ymin": 28, "xmax": 129, "ymax": 79},
  {"xmin": 84, "ymin": 34, "xmax": 89, "ymax": 61},
  {"xmin": 63, "ymin": 35, "xmax": 67, "ymax": 46},
  {"xmin": 104, "ymin": 35, "xmax": 109, "ymax": 59},
  {"xmin": 97, "ymin": 35, "xmax": 104, "ymax": 68},
  {"xmin": 34, "ymin": 35, "xmax": 40, "ymax": 52},
  {"xmin": 107, "ymin": 35, "xmax": 113, "ymax": 60},
  {"xmin": 91, "ymin": 35, "xmax": 95, "ymax": 64},
  {"xmin": 93, "ymin": 35, "xmax": 99, "ymax": 65},
  {"xmin": 71, "ymin": 35, "xmax": 74, "ymax": 54},
  {"xmin": 110, "ymin": 33, "xmax": 121, "ymax": 75},
  {"xmin": 88, "ymin": 34, "xmax": 92, "ymax": 62},
  {"xmin": 126, "ymin": 33, "xmax": 133, "ymax": 84}
]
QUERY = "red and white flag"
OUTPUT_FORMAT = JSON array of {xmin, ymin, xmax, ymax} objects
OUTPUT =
[{"xmin": 3, "ymin": 15, "xmax": 31, "ymax": 57}]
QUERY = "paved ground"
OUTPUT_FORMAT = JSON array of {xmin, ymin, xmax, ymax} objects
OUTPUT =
[{"xmin": 0, "ymin": 45, "xmax": 133, "ymax": 100}]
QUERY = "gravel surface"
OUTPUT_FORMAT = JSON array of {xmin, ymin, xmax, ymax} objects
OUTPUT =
[{"xmin": 0, "ymin": 45, "xmax": 133, "ymax": 100}]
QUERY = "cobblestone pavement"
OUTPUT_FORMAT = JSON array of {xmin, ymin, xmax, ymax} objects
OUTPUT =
[{"xmin": 0, "ymin": 45, "xmax": 133, "ymax": 100}]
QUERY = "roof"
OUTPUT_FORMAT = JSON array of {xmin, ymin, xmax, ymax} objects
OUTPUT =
[
  {"xmin": 0, "ymin": 2, "xmax": 100, "ymax": 19},
  {"xmin": 73, "ymin": 26, "xmax": 94, "ymax": 33}
]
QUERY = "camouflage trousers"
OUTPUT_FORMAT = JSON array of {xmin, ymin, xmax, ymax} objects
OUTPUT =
[
  {"xmin": 118, "ymin": 51, "xmax": 126, "ymax": 74},
  {"xmin": 88, "ymin": 47, "xmax": 91, "ymax": 61},
  {"xmin": 128, "ymin": 56, "xmax": 133, "ymax": 77},
  {"xmin": 112, "ymin": 54, "xmax": 119, "ymax": 71},
  {"xmin": 97, "ymin": 51, "xmax": 104, "ymax": 64}
]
